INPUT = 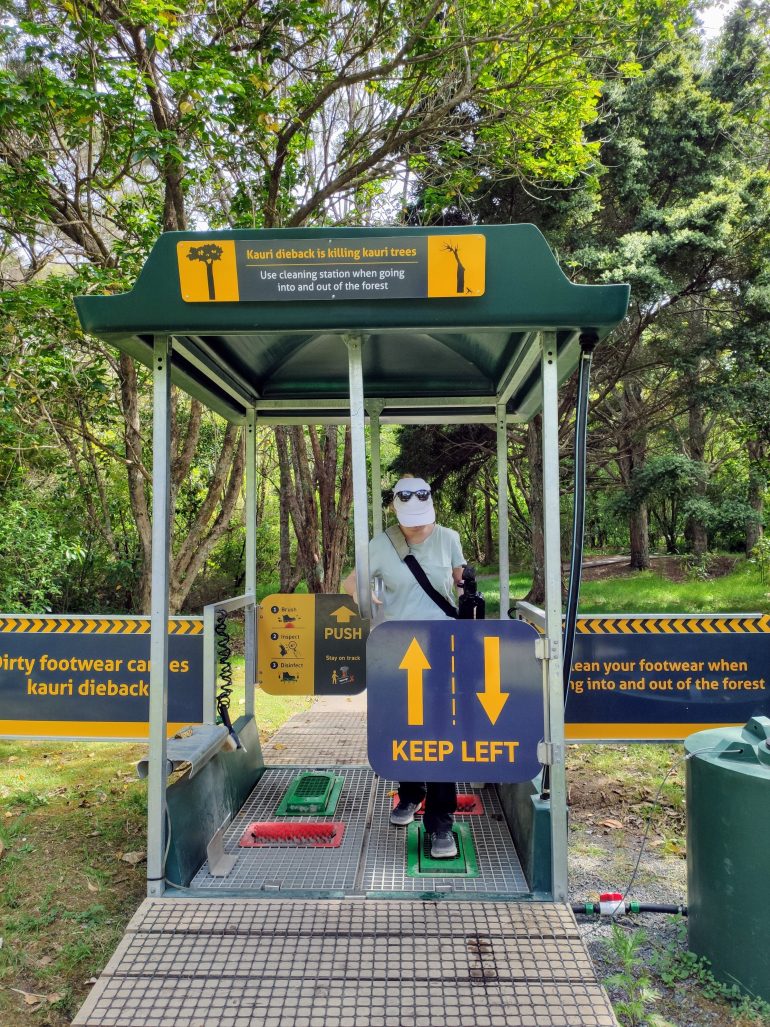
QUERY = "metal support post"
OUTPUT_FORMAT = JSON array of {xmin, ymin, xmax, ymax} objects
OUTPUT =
[
  {"xmin": 368, "ymin": 400, "xmax": 384, "ymax": 537},
  {"xmin": 345, "ymin": 336, "xmax": 372, "ymax": 619},
  {"xmin": 147, "ymin": 336, "xmax": 172, "ymax": 898},
  {"xmin": 540, "ymin": 332, "xmax": 569, "ymax": 901},
  {"xmin": 244, "ymin": 408, "xmax": 257, "ymax": 718},
  {"xmin": 203, "ymin": 603, "xmax": 216, "ymax": 722},
  {"xmin": 496, "ymin": 403, "xmax": 510, "ymax": 620}
]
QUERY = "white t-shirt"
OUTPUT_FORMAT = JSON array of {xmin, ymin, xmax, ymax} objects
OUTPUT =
[{"xmin": 369, "ymin": 524, "xmax": 465, "ymax": 622}]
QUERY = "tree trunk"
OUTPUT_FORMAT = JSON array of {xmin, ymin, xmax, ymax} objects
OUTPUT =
[
  {"xmin": 629, "ymin": 506, "xmax": 650, "ymax": 570},
  {"xmin": 276, "ymin": 427, "xmax": 301, "ymax": 592},
  {"xmin": 275, "ymin": 426, "xmax": 353, "ymax": 594},
  {"xmin": 686, "ymin": 372, "xmax": 709, "ymax": 557},
  {"xmin": 118, "ymin": 353, "xmax": 153, "ymax": 611},
  {"xmin": 319, "ymin": 426, "xmax": 353, "ymax": 591},
  {"xmin": 523, "ymin": 415, "xmax": 545, "ymax": 606},
  {"xmin": 746, "ymin": 437, "xmax": 766, "ymax": 556},
  {"xmin": 617, "ymin": 380, "xmax": 650, "ymax": 570},
  {"xmin": 484, "ymin": 470, "xmax": 494, "ymax": 565}
]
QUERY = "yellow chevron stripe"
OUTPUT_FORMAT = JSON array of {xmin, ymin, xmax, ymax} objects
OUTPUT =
[
  {"xmin": 0, "ymin": 616, "xmax": 201, "ymax": 634},
  {"xmin": 573, "ymin": 614, "xmax": 770, "ymax": 633}
]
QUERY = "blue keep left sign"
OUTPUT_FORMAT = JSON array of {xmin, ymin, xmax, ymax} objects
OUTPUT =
[{"xmin": 366, "ymin": 620, "xmax": 543, "ymax": 782}]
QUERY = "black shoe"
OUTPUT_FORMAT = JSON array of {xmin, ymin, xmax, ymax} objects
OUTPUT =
[
  {"xmin": 390, "ymin": 800, "xmax": 421, "ymax": 826},
  {"xmin": 429, "ymin": 830, "xmax": 458, "ymax": 858}
]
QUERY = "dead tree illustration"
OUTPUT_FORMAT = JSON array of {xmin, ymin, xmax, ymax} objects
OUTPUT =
[
  {"xmin": 444, "ymin": 243, "xmax": 466, "ymax": 294},
  {"xmin": 187, "ymin": 243, "xmax": 224, "ymax": 300}
]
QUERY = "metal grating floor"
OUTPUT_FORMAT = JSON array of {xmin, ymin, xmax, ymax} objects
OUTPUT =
[
  {"xmin": 73, "ymin": 898, "xmax": 619, "ymax": 1027},
  {"xmin": 261, "ymin": 711, "xmax": 369, "ymax": 765},
  {"xmin": 190, "ymin": 767, "xmax": 373, "ymax": 892},
  {"xmin": 364, "ymin": 779, "xmax": 529, "ymax": 895},
  {"xmin": 188, "ymin": 767, "xmax": 528, "ymax": 897}
]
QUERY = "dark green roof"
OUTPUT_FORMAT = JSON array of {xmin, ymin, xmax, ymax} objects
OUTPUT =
[{"xmin": 75, "ymin": 225, "xmax": 629, "ymax": 424}]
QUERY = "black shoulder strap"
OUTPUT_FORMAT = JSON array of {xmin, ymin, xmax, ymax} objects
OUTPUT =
[{"xmin": 384, "ymin": 525, "xmax": 458, "ymax": 619}]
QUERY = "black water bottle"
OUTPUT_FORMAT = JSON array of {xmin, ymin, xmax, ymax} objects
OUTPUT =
[{"xmin": 458, "ymin": 565, "xmax": 485, "ymax": 619}]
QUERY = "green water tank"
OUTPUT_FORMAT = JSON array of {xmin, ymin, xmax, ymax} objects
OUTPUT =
[{"xmin": 685, "ymin": 716, "xmax": 770, "ymax": 1003}]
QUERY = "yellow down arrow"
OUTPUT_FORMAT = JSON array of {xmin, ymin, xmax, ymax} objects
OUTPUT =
[
  {"xmin": 400, "ymin": 638, "xmax": 431, "ymax": 726},
  {"xmin": 477, "ymin": 636, "xmax": 509, "ymax": 725}
]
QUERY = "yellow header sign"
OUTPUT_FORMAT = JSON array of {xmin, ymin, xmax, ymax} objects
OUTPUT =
[{"xmin": 177, "ymin": 235, "xmax": 486, "ymax": 303}]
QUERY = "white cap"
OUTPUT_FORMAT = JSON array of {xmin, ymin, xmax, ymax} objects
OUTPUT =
[{"xmin": 392, "ymin": 477, "xmax": 435, "ymax": 527}]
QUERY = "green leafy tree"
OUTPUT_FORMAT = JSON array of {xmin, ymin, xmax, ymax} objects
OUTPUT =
[{"xmin": 0, "ymin": 0, "xmax": 695, "ymax": 608}]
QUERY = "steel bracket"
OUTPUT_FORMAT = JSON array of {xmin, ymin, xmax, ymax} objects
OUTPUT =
[
  {"xmin": 537, "ymin": 740, "xmax": 565, "ymax": 765},
  {"xmin": 206, "ymin": 823, "xmax": 237, "ymax": 877},
  {"xmin": 534, "ymin": 637, "xmax": 560, "ymax": 661}
]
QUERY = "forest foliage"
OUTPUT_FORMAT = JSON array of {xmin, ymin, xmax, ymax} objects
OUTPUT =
[{"xmin": 0, "ymin": 0, "xmax": 769, "ymax": 612}]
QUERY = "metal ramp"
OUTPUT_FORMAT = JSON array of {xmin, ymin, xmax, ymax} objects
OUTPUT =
[
  {"xmin": 73, "ymin": 898, "xmax": 618, "ymax": 1027},
  {"xmin": 74, "ymin": 709, "xmax": 619, "ymax": 1026}
]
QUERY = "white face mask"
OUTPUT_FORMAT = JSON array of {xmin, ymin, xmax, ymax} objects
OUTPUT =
[{"xmin": 392, "ymin": 477, "xmax": 435, "ymax": 527}]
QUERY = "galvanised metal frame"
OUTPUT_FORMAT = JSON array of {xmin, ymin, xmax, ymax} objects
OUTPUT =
[
  {"xmin": 244, "ymin": 408, "xmax": 257, "ymax": 718},
  {"xmin": 345, "ymin": 335, "xmax": 372, "ymax": 622},
  {"xmin": 367, "ymin": 399, "xmax": 384, "ymax": 537},
  {"xmin": 147, "ymin": 336, "xmax": 171, "ymax": 898},
  {"xmin": 496, "ymin": 402, "xmax": 510, "ymax": 622},
  {"xmin": 144, "ymin": 330, "xmax": 569, "ymax": 900},
  {"xmin": 540, "ymin": 333, "xmax": 568, "ymax": 901}
]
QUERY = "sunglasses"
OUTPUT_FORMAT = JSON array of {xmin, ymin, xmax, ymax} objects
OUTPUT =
[{"xmin": 394, "ymin": 489, "xmax": 432, "ymax": 502}]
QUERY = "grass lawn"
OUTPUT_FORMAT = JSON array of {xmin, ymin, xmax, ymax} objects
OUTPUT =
[{"xmin": 479, "ymin": 555, "xmax": 770, "ymax": 615}]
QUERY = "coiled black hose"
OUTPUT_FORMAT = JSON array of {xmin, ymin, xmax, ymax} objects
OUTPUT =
[
  {"xmin": 215, "ymin": 608, "xmax": 242, "ymax": 748},
  {"xmin": 563, "ymin": 333, "xmax": 597, "ymax": 702}
]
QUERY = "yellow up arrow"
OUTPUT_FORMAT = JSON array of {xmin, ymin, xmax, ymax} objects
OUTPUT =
[
  {"xmin": 477, "ymin": 636, "xmax": 509, "ymax": 726},
  {"xmin": 400, "ymin": 638, "xmax": 430, "ymax": 726},
  {"xmin": 330, "ymin": 605, "xmax": 357, "ymax": 623}
]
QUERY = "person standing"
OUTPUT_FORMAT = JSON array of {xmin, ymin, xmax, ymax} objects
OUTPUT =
[{"xmin": 342, "ymin": 475, "xmax": 465, "ymax": 858}]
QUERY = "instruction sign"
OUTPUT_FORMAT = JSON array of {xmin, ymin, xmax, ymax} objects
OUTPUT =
[
  {"xmin": 564, "ymin": 614, "xmax": 770, "ymax": 740},
  {"xmin": 366, "ymin": 620, "xmax": 542, "ymax": 782},
  {"xmin": 258, "ymin": 594, "xmax": 367, "ymax": 695},
  {"xmin": 0, "ymin": 616, "xmax": 203, "ymax": 740},
  {"xmin": 177, "ymin": 235, "xmax": 486, "ymax": 303}
]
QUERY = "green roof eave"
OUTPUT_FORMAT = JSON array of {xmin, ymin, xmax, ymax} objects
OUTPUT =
[{"xmin": 75, "ymin": 225, "xmax": 629, "ymax": 423}]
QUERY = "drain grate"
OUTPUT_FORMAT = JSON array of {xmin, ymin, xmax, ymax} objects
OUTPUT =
[
  {"xmin": 238, "ymin": 822, "xmax": 345, "ymax": 848},
  {"xmin": 275, "ymin": 772, "xmax": 344, "ymax": 815},
  {"xmin": 391, "ymin": 792, "xmax": 485, "ymax": 816}
]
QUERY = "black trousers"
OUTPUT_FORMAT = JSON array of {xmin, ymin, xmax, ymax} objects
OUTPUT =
[{"xmin": 398, "ymin": 780, "xmax": 457, "ymax": 834}]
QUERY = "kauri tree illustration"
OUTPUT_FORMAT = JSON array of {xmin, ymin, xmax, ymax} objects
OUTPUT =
[
  {"xmin": 187, "ymin": 243, "xmax": 224, "ymax": 300},
  {"xmin": 444, "ymin": 243, "xmax": 467, "ymax": 294}
]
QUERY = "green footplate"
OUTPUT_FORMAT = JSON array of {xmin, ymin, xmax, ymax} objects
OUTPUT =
[
  {"xmin": 275, "ymin": 772, "xmax": 344, "ymax": 816},
  {"xmin": 406, "ymin": 822, "xmax": 479, "ymax": 877}
]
